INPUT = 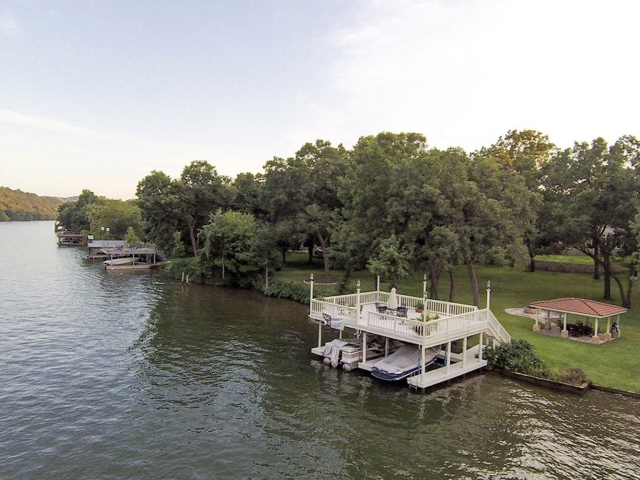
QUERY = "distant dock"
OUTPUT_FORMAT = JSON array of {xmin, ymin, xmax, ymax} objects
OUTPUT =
[{"xmin": 101, "ymin": 247, "xmax": 166, "ymax": 270}]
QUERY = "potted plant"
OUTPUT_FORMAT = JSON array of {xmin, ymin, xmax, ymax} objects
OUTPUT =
[{"xmin": 415, "ymin": 301, "xmax": 424, "ymax": 313}]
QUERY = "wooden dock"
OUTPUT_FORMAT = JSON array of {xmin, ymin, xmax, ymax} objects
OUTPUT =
[{"xmin": 101, "ymin": 247, "xmax": 162, "ymax": 270}]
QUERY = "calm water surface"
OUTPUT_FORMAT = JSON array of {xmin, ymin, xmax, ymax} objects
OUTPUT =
[{"xmin": 1, "ymin": 221, "xmax": 639, "ymax": 479}]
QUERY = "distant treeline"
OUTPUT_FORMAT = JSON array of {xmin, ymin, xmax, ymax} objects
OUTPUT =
[{"xmin": 0, "ymin": 186, "xmax": 69, "ymax": 221}]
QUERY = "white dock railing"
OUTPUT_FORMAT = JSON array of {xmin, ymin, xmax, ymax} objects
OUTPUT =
[
  {"xmin": 425, "ymin": 299, "xmax": 478, "ymax": 317},
  {"xmin": 310, "ymin": 290, "xmax": 510, "ymax": 347},
  {"xmin": 485, "ymin": 308, "xmax": 511, "ymax": 343},
  {"xmin": 366, "ymin": 310, "xmax": 485, "ymax": 346}
]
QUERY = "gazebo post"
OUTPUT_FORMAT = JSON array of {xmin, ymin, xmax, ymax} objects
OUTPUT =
[
  {"xmin": 533, "ymin": 309, "xmax": 540, "ymax": 332},
  {"xmin": 593, "ymin": 318, "xmax": 600, "ymax": 343}
]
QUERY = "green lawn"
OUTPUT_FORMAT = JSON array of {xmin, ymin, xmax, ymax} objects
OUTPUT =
[
  {"xmin": 536, "ymin": 253, "xmax": 629, "ymax": 267},
  {"xmin": 275, "ymin": 255, "xmax": 640, "ymax": 393}
]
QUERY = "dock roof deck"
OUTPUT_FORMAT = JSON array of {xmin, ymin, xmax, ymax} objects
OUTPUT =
[{"xmin": 310, "ymin": 290, "xmax": 510, "ymax": 349}]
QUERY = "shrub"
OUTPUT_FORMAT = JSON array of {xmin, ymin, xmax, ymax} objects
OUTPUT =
[
  {"xmin": 555, "ymin": 367, "xmax": 591, "ymax": 386},
  {"xmin": 485, "ymin": 339, "xmax": 550, "ymax": 378},
  {"xmin": 257, "ymin": 278, "xmax": 311, "ymax": 304}
]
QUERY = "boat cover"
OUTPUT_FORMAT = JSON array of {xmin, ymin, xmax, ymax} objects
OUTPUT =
[
  {"xmin": 373, "ymin": 345, "xmax": 421, "ymax": 374},
  {"xmin": 373, "ymin": 345, "xmax": 440, "ymax": 375}
]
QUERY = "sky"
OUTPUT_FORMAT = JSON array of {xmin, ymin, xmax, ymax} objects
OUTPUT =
[{"xmin": 1, "ymin": 0, "xmax": 639, "ymax": 200}]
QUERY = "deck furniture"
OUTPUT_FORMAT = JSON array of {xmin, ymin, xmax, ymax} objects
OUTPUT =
[{"xmin": 322, "ymin": 313, "xmax": 345, "ymax": 330}]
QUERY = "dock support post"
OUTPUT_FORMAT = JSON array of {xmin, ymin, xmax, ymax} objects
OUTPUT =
[
  {"xmin": 362, "ymin": 332, "xmax": 368, "ymax": 364},
  {"xmin": 186, "ymin": 275, "xmax": 189, "ymax": 284},
  {"xmin": 385, "ymin": 337, "xmax": 389, "ymax": 357},
  {"xmin": 446, "ymin": 341, "xmax": 451, "ymax": 373},
  {"xmin": 478, "ymin": 333, "xmax": 483, "ymax": 363},
  {"xmin": 182, "ymin": 272, "xmax": 184, "ymax": 283},
  {"xmin": 318, "ymin": 322, "xmax": 322, "ymax": 348},
  {"xmin": 356, "ymin": 280, "xmax": 361, "ymax": 325},
  {"xmin": 462, "ymin": 337, "xmax": 468, "ymax": 368},
  {"xmin": 421, "ymin": 345, "xmax": 426, "ymax": 376}
]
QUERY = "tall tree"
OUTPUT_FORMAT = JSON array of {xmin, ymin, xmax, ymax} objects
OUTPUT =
[
  {"xmin": 177, "ymin": 160, "xmax": 231, "ymax": 256},
  {"xmin": 199, "ymin": 209, "xmax": 258, "ymax": 281},
  {"xmin": 334, "ymin": 132, "xmax": 429, "ymax": 286},
  {"xmin": 136, "ymin": 170, "xmax": 181, "ymax": 253},
  {"xmin": 540, "ymin": 136, "xmax": 640, "ymax": 303},
  {"xmin": 87, "ymin": 199, "xmax": 142, "ymax": 240},
  {"xmin": 294, "ymin": 140, "xmax": 349, "ymax": 279},
  {"xmin": 230, "ymin": 172, "xmax": 266, "ymax": 217},
  {"xmin": 56, "ymin": 189, "xmax": 105, "ymax": 233},
  {"xmin": 476, "ymin": 130, "xmax": 553, "ymax": 271}
]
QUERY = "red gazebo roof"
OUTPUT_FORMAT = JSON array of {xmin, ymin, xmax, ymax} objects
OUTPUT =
[{"xmin": 530, "ymin": 298, "xmax": 627, "ymax": 318}]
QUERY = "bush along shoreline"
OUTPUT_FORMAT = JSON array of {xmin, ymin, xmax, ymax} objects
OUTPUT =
[
  {"xmin": 164, "ymin": 258, "xmax": 313, "ymax": 304},
  {"xmin": 485, "ymin": 340, "xmax": 592, "ymax": 392}
]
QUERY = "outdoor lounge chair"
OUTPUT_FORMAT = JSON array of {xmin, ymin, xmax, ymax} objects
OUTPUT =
[
  {"xmin": 375, "ymin": 302, "xmax": 387, "ymax": 313},
  {"xmin": 322, "ymin": 313, "xmax": 345, "ymax": 329}
]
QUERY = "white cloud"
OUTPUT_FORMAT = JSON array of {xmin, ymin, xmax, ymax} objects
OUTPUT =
[
  {"xmin": 0, "ymin": 12, "xmax": 19, "ymax": 37},
  {"xmin": 315, "ymin": 0, "xmax": 640, "ymax": 151}
]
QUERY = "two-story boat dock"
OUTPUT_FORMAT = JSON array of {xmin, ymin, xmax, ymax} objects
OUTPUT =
[{"xmin": 308, "ymin": 276, "xmax": 511, "ymax": 389}]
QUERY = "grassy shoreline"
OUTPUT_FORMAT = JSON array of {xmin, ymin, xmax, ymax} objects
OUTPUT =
[
  {"xmin": 163, "ymin": 253, "xmax": 639, "ymax": 393},
  {"xmin": 274, "ymin": 254, "xmax": 640, "ymax": 394}
]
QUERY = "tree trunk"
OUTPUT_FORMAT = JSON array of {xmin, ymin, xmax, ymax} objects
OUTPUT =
[
  {"xmin": 602, "ymin": 250, "xmax": 612, "ymax": 300},
  {"xmin": 465, "ymin": 254, "xmax": 480, "ymax": 307},
  {"xmin": 526, "ymin": 237, "xmax": 536, "ymax": 272},
  {"xmin": 429, "ymin": 267, "xmax": 439, "ymax": 300},
  {"xmin": 316, "ymin": 231, "xmax": 330, "ymax": 283},
  {"xmin": 593, "ymin": 242, "xmax": 600, "ymax": 280},
  {"xmin": 612, "ymin": 260, "xmax": 636, "ymax": 309},
  {"xmin": 448, "ymin": 265, "xmax": 456, "ymax": 303},
  {"xmin": 308, "ymin": 242, "xmax": 313, "ymax": 264},
  {"xmin": 282, "ymin": 245, "xmax": 287, "ymax": 264},
  {"xmin": 221, "ymin": 250, "xmax": 225, "ymax": 279},
  {"xmin": 188, "ymin": 220, "xmax": 198, "ymax": 257}
]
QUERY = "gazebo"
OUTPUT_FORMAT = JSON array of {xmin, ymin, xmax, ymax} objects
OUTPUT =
[{"xmin": 529, "ymin": 298, "xmax": 627, "ymax": 344}]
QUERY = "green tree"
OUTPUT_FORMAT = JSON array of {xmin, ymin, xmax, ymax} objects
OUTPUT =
[
  {"xmin": 136, "ymin": 170, "xmax": 182, "ymax": 253},
  {"xmin": 366, "ymin": 234, "xmax": 412, "ymax": 288},
  {"xmin": 56, "ymin": 189, "xmax": 105, "ymax": 233},
  {"xmin": 230, "ymin": 172, "xmax": 266, "ymax": 217},
  {"xmin": 124, "ymin": 226, "xmax": 141, "ymax": 247},
  {"xmin": 178, "ymin": 160, "xmax": 231, "ymax": 257},
  {"xmin": 540, "ymin": 136, "xmax": 640, "ymax": 304},
  {"xmin": 477, "ymin": 130, "xmax": 554, "ymax": 271},
  {"xmin": 87, "ymin": 199, "xmax": 142, "ymax": 240},
  {"xmin": 199, "ymin": 209, "xmax": 258, "ymax": 281},
  {"xmin": 334, "ymin": 132, "xmax": 428, "ymax": 287}
]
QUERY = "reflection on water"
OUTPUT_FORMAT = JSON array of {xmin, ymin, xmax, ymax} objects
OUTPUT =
[{"xmin": 0, "ymin": 222, "xmax": 639, "ymax": 479}]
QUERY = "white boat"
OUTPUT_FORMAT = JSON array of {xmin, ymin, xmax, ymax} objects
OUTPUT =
[
  {"xmin": 103, "ymin": 256, "xmax": 139, "ymax": 266},
  {"xmin": 371, "ymin": 344, "xmax": 440, "ymax": 381}
]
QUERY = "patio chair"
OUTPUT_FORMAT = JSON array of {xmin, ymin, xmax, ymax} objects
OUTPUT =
[
  {"xmin": 396, "ymin": 306, "xmax": 407, "ymax": 318},
  {"xmin": 375, "ymin": 302, "xmax": 387, "ymax": 313}
]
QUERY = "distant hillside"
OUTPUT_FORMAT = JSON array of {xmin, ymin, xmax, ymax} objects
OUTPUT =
[{"xmin": 0, "ymin": 186, "xmax": 64, "ymax": 221}]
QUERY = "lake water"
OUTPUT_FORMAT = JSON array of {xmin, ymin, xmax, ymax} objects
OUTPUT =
[{"xmin": 1, "ymin": 221, "xmax": 639, "ymax": 479}]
